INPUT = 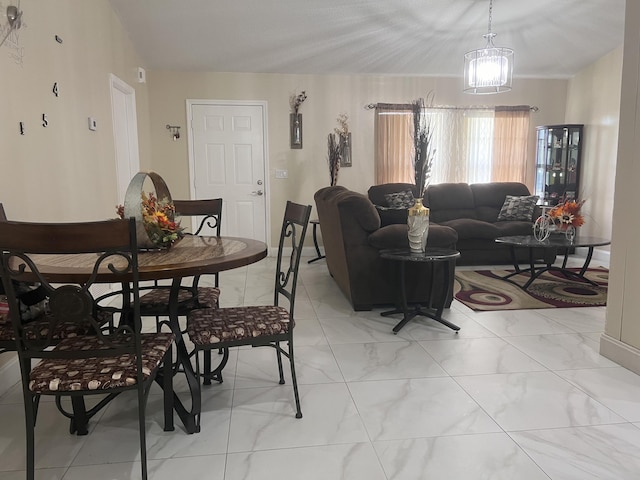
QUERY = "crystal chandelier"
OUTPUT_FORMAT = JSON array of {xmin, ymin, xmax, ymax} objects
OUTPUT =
[{"xmin": 463, "ymin": 0, "xmax": 513, "ymax": 94}]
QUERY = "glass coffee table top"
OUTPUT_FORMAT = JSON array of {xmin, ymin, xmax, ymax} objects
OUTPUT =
[{"xmin": 496, "ymin": 235, "xmax": 610, "ymax": 249}]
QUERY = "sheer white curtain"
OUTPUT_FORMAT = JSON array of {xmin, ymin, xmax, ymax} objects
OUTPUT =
[
  {"xmin": 375, "ymin": 105, "xmax": 529, "ymax": 186},
  {"xmin": 428, "ymin": 107, "xmax": 494, "ymax": 184}
]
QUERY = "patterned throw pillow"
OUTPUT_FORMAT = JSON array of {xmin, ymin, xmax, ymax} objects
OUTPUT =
[
  {"xmin": 497, "ymin": 195, "xmax": 539, "ymax": 221},
  {"xmin": 384, "ymin": 190, "xmax": 415, "ymax": 209}
]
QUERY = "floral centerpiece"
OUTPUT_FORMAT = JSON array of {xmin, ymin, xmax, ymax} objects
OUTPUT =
[
  {"xmin": 117, "ymin": 192, "xmax": 184, "ymax": 249},
  {"xmin": 289, "ymin": 90, "xmax": 307, "ymax": 115},
  {"xmin": 548, "ymin": 200, "xmax": 585, "ymax": 230}
]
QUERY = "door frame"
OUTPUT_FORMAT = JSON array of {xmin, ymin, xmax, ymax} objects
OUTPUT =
[
  {"xmin": 186, "ymin": 99, "xmax": 270, "ymax": 246},
  {"xmin": 109, "ymin": 74, "xmax": 140, "ymax": 202}
]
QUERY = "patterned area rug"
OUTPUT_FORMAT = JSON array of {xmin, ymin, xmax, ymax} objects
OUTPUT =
[{"xmin": 454, "ymin": 268, "xmax": 608, "ymax": 311}]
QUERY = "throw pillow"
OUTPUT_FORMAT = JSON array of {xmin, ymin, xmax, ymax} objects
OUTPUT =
[
  {"xmin": 497, "ymin": 195, "xmax": 539, "ymax": 221},
  {"xmin": 384, "ymin": 190, "xmax": 415, "ymax": 209}
]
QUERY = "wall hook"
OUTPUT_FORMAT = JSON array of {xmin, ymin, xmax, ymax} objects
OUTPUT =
[{"xmin": 166, "ymin": 124, "xmax": 181, "ymax": 141}]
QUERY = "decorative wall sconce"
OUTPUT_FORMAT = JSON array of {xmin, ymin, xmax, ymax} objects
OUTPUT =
[
  {"xmin": 166, "ymin": 124, "xmax": 181, "ymax": 141},
  {"xmin": 289, "ymin": 90, "xmax": 307, "ymax": 149},
  {"xmin": 290, "ymin": 114, "xmax": 302, "ymax": 149}
]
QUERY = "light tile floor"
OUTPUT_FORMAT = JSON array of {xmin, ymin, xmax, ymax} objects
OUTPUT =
[{"xmin": 2, "ymin": 255, "xmax": 640, "ymax": 479}]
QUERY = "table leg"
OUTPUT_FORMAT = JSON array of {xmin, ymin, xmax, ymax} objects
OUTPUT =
[
  {"xmin": 307, "ymin": 222, "xmax": 325, "ymax": 264},
  {"xmin": 381, "ymin": 260, "xmax": 460, "ymax": 334},
  {"xmin": 154, "ymin": 278, "xmax": 201, "ymax": 434}
]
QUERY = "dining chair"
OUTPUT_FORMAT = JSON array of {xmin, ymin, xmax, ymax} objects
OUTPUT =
[
  {"xmin": 187, "ymin": 201, "xmax": 311, "ymax": 425},
  {"xmin": 0, "ymin": 204, "xmax": 111, "ymax": 368},
  {"xmin": 137, "ymin": 198, "xmax": 223, "ymax": 383},
  {"xmin": 0, "ymin": 218, "xmax": 175, "ymax": 480}
]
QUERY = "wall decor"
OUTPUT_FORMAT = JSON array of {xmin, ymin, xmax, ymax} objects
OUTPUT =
[
  {"xmin": 166, "ymin": 124, "xmax": 180, "ymax": 140},
  {"xmin": 42, "ymin": 114, "xmax": 48, "ymax": 127},
  {"xmin": 289, "ymin": 90, "xmax": 307, "ymax": 149},
  {"xmin": 52, "ymin": 82, "xmax": 58, "ymax": 97},
  {"xmin": 19, "ymin": 121, "xmax": 24, "ymax": 135},
  {"xmin": 335, "ymin": 113, "xmax": 351, "ymax": 167}
]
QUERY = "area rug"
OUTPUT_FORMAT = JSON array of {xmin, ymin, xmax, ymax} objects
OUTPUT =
[{"xmin": 454, "ymin": 268, "xmax": 608, "ymax": 311}]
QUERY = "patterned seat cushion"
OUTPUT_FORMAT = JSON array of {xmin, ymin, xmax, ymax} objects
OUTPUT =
[
  {"xmin": 0, "ymin": 314, "xmax": 11, "ymax": 342},
  {"xmin": 28, "ymin": 332, "xmax": 174, "ymax": 394},
  {"xmin": 187, "ymin": 305, "xmax": 291, "ymax": 346},
  {"xmin": 0, "ymin": 310, "xmax": 113, "ymax": 342},
  {"xmin": 139, "ymin": 286, "xmax": 220, "ymax": 310}
]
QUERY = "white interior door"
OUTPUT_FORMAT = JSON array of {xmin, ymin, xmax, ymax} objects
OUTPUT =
[
  {"xmin": 189, "ymin": 102, "xmax": 267, "ymax": 242},
  {"xmin": 110, "ymin": 74, "xmax": 140, "ymax": 202}
]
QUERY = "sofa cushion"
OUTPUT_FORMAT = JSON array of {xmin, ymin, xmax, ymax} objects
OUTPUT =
[
  {"xmin": 384, "ymin": 190, "xmax": 415, "ymax": 209},
  {"xmin": 497, "ymin": 195, "xmax": 539, "ymax": 221},
  {"xmin": 368, "ymin": 224, "xmax": 458, "ymax": 250},
  {"xmin": 424, "ymin": 183, "xmax": 477, "ymax": 223},
  {"xmin": 375, "ymin": 206, "xmax": 409, "ymax": 227},
  {"xmin": 493, "ymin": 220, "xmax": 537, "ymax": 236},
  {"xmin": 440, "ymin": 218, "xmax": 500, "ymax": 240}
]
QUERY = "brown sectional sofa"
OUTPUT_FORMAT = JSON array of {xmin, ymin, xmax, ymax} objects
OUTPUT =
[
  {"xmin": 314, "ymin": 186, "xmax": 458, "ymax": 311},
  {"xmin": 368, "ymin": 182, "xmax": 556, "ymax": 266}
]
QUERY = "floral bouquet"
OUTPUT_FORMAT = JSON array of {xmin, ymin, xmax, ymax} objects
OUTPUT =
[
  {"xmin": 117, "ymin": 192, "xmax": 184, "ymax": 248},
  {"xmin": 548, "ymin": 200, "xmax": 585, "ymax": 229}
]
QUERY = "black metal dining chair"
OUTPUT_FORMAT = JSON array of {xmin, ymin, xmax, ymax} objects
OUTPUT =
[
  {"xmin": 137, "ymin": 198, "xmax": 223, "ymax": 382},
  {"xmin": 0, "ymin": 218, "xmax": 175, "ymax": 480},
  {"xmin": 186, "ymin": 201, "xmax": 311, "ymax": 426}
]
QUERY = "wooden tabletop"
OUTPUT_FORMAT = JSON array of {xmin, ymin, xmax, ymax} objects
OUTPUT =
[{"xmin": 25, "ymin": 236, "xmax": 268, "ymax": 283}]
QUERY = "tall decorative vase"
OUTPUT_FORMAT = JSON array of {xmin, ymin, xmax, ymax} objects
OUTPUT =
[{"xmin": 407, "ymin": 198, "xmax": 430, "ymax": 253}]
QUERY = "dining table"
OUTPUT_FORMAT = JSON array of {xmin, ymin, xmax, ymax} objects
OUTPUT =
[{"xmin": 26, "ymin": 235, "xmax": 268, "ymax": 434}]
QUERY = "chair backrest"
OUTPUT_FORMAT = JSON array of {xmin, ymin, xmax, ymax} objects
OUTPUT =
[
  {"xmin": 0, "ymin": 219, "xmax": 141, "ymax": 371},
  {"xmin": 274, "ymin": 201, "xmax": 311, "ymax": 316},
  {"xmin": 174, "ymin": 199, "xmax": 223, "ymax": 236}
]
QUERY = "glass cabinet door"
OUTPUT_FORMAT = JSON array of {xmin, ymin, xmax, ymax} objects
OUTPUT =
[{"xmin": 534, "ymin": 124, "xmax": 583, "ymax": 206}]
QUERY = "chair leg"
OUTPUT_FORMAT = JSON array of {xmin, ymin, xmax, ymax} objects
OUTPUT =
[
  {"xmin": 70, "ymin": 396, "xmax": 89, "ymax": 435},
  {"xmin": 24, "ymin": 393, "xmax": 37, "ymax": 480},
  {"xmin": 163, "ymin": 347, "xmax": 174, "ymax": 432},
  {"xmin": 287, "ymin": 340, "xmax": 303, "ymax": 419},
  {"xmin": 203, "ymin": 350, "xmax": 212, "ymax": 385},
  {"xmin": 275, "ymin": 341, "xmax": 285, "ymax": 385},
  {"xmin": 137, "ymin": 387, "xmax": 148, "ymax": 480}
]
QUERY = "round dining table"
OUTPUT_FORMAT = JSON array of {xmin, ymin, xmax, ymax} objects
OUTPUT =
[{"xmin": 27, "ymin": 235, "xmax": 268, "ymax": 434}]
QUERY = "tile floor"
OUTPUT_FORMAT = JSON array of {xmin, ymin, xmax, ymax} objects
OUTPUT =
[{"xmin": 2, "ymin": 255, "xmax": 640, "ymax": 479}]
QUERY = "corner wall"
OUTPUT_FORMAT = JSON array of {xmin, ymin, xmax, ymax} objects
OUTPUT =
[
  {"xmin": 565, "ymin": 46, "xmax": 623, "ymax": 255},
  {"xmin": 0, "ymin": 0, "xmax": 151, "ymax": 393}
]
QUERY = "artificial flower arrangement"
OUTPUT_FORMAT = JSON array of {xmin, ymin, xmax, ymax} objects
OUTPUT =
[
  {"xmin": 548, "ymin": 199, "xmax": 585, "ymax": 229},
  {"xmin": 117, "ymin": 192, "xmax": 184, "ymax": 248},
  {"xmin": 289, "ymin": 90, "xmax": 307, "ymax": 114}
]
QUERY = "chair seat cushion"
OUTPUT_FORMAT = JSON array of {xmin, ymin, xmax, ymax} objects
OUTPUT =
[
  {"xmin": 0, "ymin": 310, "xmax": 113, "ymax": 342},
  {"xmin": 28, "ymin": 333, "xmax": 175, "ymax": 394},
  {"xmin": 139, "ymin": 286, "xmax": 220, "ymax": 310},
  {"xmin": 187, "ymin": 305, "xmax": 291, "ymax": 346}
]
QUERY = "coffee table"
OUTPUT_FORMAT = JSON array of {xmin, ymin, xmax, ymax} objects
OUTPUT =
[
  {"xmin": 495, "ymin": 235, "xmax": 610, "ymax": 290},
  {"xmin": 380, "ymin": 248, "xmax": 461, "ymax": 333}
]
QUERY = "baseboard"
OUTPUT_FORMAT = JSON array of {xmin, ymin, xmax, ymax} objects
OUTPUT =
[
  {"xmin": 600, "ymin": 333, "xmax": 640, "ymax": 374},
  {"xmin": 0, "ymin": 354, "xmax": 19, "ymax": 398}
]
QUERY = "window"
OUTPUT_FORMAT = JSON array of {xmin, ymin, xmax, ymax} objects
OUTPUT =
[{"xmin": 374, "ymin": 105, "xmax": 530, "ymax": 186}]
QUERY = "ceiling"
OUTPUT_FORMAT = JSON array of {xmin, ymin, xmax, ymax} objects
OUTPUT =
[{"xmin": 108, "ymin": 0, "xmax": 625, "ymax": 79}]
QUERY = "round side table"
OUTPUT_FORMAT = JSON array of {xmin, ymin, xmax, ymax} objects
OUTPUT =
[{"xmin": 380, "ymin": 248, "xmax": 461, "ymax": 334}]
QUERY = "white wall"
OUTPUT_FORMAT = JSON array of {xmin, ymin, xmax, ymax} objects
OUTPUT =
[{"xmin": 565, "ymin": 46, "xmax": 623, "ymax": 253}]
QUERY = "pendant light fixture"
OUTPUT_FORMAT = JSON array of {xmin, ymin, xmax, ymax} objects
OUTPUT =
[{"xmin": 463, "ymin": 0, "xmax": 513, "ymax": 94}]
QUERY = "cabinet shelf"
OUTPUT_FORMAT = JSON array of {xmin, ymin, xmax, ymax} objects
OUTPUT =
[{"xmin": 534, "ymin": 124, "xmax": 583, "ymax": 206}]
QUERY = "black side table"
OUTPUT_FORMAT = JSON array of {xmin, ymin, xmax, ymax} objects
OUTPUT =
[
  {"xmin": 380, "ymin": 248, "xmax": 461, "ymax": 334},
  {"xmin": 307, "ymin": 219, "xmax": 326, "ymax": 264}
]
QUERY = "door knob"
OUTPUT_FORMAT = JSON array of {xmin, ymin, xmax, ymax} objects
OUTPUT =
[{"xmin": 251, "ymin": 190, "xmax": 264, "ymax": 196}]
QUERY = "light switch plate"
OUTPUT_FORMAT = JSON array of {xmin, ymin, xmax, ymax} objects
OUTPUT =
[
  {"xmin": 275, "ymin": 169, "xmax": 288, "ymax": 179},
  {"xmin": 88, "ymin": 117, "xmax": 97, "ymax": 131}
]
